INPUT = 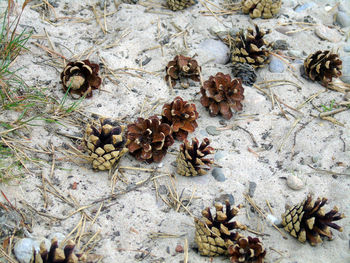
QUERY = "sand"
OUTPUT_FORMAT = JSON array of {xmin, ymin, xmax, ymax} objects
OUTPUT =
[{"xmin": 0, "ymin": 0, "xmax": 349, "ymax": 262}]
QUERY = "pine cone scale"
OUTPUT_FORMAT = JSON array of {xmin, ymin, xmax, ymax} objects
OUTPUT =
[{"xmin": 282, "ymin": 194, "xmax": 345, "ymax": 245}]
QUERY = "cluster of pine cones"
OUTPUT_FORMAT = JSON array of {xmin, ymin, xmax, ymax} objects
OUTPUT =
[
  {"xmin": 56, "ymin": 2, "xmax": 346, "ymax": 261},
  {"xmin": 165, "ymin": 0, "xmax": 282, "ymax": 20},
  {"xmin": 194, "ymin": 194, "xmax": 344, "ymax": 262},
  {"xmin": 194, "ymin": 200, "xmax": 266, "ymax": 262}
]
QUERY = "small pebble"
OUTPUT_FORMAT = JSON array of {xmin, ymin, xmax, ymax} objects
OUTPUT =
[
  {"xmin": 198, "ymin": 39, "xmax": 230, "ymax": 64},
  {"xmin": 214, "ymin": 151, "xmax": 226, "ymax": 161},
  {"xmin": 212, "ymin": 168, "xmax": 226, "ymax": 182},
  {"xmin": 248, "ymin": 181, "xmax": 257, "ymax": 197},
  {"xmin": 288, "ymin": 49, "xmax": 303, "ymax": 58},
  {"xmin": 14, "ymin": 238, "xmax": 38, "ymax": 263},
  {"xmin": 215, "ymin": 194, "xmax": 235, "ymax": 205},
  {"xmin": 294, "ymin": 2, "xmax": 316, "ymax": 13},
  {"xmin": 311, "ymin": 156, "xmax": 319, "ymax": 163},
  {"xmin": 272, "ymin": 40, "xmax": 289, "ymax": 50},
  {"xmin": 344, "ymin": 45, "xmax": 350, "ymax": 52},
  {"xmin": 269, "ymin": 56, "xmax": 285, "ymax": 73},
  {"xmin": 340, "ymin": 56, "xmax": 350, "ymax": 84},
  {"xmin": 315, "ymin": 25, "xmax": 341, "ymax": 42},
  {"xmin": 276, "ymin": 26, "xmax": 295, "ymax": 36},
  {"xmin": 336, "ymin": 11, "xmax": 350, "ymax": 28},
  {"xmin": 206, "ymin": 126, "xmax": 221, "ymax": 136},
  {"xmin": 287, "ymin": 175, "xmax": 304, "ymax": 190},
  {"xmin": 266, "ymin": 214, "xmax": 283, "ymax": 227},
  {"xmin": 175, "ymin": 244, "xmax": 184, "ymax": 253}
]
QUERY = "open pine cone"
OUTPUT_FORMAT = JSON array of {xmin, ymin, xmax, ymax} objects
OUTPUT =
[
  {"xmin": 127, "ymin": 116, "xmax": 174, "ymax": 163},
  {"xmin": 176, "ymin": 138, "xmax": 214, "ymax": 177},
  {"xmin": 84, "ymin": 117, "xmax": 128, "ymax": 171},
  {"xmin": 232, "ymin": 63, "xmax": 257, "ymax": 86},
  {"xmin": 194, "ymin": 201, "xmax": 246, "ymax": 257},
  {"xmin": 61, "ymin": 60, "xmax": 101, "ymax": 98},
  {"xmin": 200, "ymin": 72, "xmax": 244, "ymax": 120},
  {"xmin": 231, "ymin": 25, "xmax": 271, "ymax": 68},
  {"xmin": 241, "ymin": 0, "xmax": 282, "ymax": 19},
  {"xmin": 161, "ymin": 96, "xmax": 198, "ymax": 141},
  {"xmin": 32, "ymin": 238, "xmax": 85, "ymax": 263},
  {"xmin": 228, "ymin": 236, "xmax": 266, "ymax": 263},
  {"xmin": 281, "ymin": 194, "xmax": 345, "ymax": 246},
  {"xmin": 165, "ymin": 55, "xmax": 201, "ymax": 87},
  {"xmin": 167, "ymin": 0, "xmax": 197, "ymax": 11},
  {"xmin": 303, "ymin": 50, "xmax": 342, "ymax": 86}
]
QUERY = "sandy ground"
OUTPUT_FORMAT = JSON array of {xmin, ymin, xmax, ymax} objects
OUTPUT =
[{"xmin": 0, "ymin": 0, "xmax": 349, "ymax": 262}]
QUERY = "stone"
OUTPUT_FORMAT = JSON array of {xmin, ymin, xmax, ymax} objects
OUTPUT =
[
  {"xmin": 269, "ymin": 56, "xmax": 285, "ymax": 73},
  {"xmin": 206, "ymin": 125, "xmax": 221, "ymax": 136},
  {"xmin": 344, "ymin": 44, "xmax": 350, "ymax": 52},
  {"xmin": 294, "ymin": 2, "xmax": 316, "ymax": 13},
  {"xmin": 214, "ymin": 151, "xmax": 226, "ymax": 161},
  {"xmin": 212, "ymin": 168, "xmax": 226, "ymax": 182},
  {"xmin": 215, "ymin": 194, "xmax": 235, "ymax": 205},
  {"xmin": 198, "ymin": 39, "xmax": 230, "ymax": 64},
  {"xmin": 248, "ymin": 181, "xmax": 257, "ymax": 197},
  {"xmin": 266, "ymin": 214, "xmax": 283, "ymax": 227},
  {"xmin": 340, "ymin": 56, "xmax": 350, "ymax": 84},
  {"xmin": 288, "ymin": 49, "xmax": 303, "ymax": 58},
  {"xmin": 336, "ymin": 11, "xmax": 350, "ymax": 28},
  {"xmin": 14, "ymin": 238, "xmax": 38, "ymax": 263},
  {"xmin": 315, "ymin": 25, "xmax": 341, "ymax": 42},
  {"xmin": 276, "ymin": 26, "xmax": 295, "ymax": 36},
  {"xmin": 272, "ymin": 40, "xmax": 289, "ymax": 50},
  {"xmin": 286, "ymin": 175, "xmax": 304, "ymax": 190}
]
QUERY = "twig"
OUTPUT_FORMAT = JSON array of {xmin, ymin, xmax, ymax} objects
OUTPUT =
[{"xmin": 307, "ymin": 164, "xmax": 350, "ymax": 176}]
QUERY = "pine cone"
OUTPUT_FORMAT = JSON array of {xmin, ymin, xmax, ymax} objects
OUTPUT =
[
  {"xmin": 228, "ymin": 236, "xmax": 266, "ymax": 263},
  {"xmin": 165, "ymin": 55, "xmax": 201, "ymax": 87},
  {"xmin": 281, "ymin": 194, "xmax": 345, "ymax": 246},
  {"xmin": 303, "ymin": 50, "xmax": 342, "ymax": 86},
  {"xmin": 194, "ymin": 201, "xmax": 246, "ymax": 256},
  {"xmin": 161, "ymin": 96, "xmax": 198, "ymax": 141},
  {"xmin": 231, "ymin": 25, "xmax": 271, "ymax": 68},
  {"xmin": 232, "ymin": 63, "xmax": 257, "ymax": 86},
  {"xmin": 84, "ymin": 117, "xmax": 128, "ymax": 171},
  {"xmin": 33, "ymin": 238, "xmax": 85, "ymax": 263},
  {"xmin": 200, "ymin": 72, "xmax": 244, "ymax": 120},
  {"xmin": 241, "ymin": 0, "xmax": 281, "ymax": 19},
  {"xmin": 127, "ymin": 116, "xmax": 174, "ymax": 163},
  {"xmin": 167, "ymin": 0, "xmax": 197, "ymax": 11},
  {"xmin": 176, "ymin": 138, "xmax": 214, "ymax": 177},
  {"xmin": 61, "ymin": 60, "xmax": 101, "ymax": 98}
]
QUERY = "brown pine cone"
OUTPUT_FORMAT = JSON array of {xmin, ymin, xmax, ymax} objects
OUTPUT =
[
  {"xmin": 161, "ymin": 96, "xmax": 198, "ymax": 141},
  {"xmin": 231, "ymin": 25, "xmax": 271, "ymax": 68},
  {"xmin": 194, "ymin": 201, "xmax": 246, "ymax": 256},
  {"xmin": 84, "ymin": 117, "xmax": 128, "ymax": 171},
  {"xmin": 303, "ymin": 50, "xmax": 342, "ymax": 86},
  {"xmin": 228, "ymin": 236, "xmax": 266, "ymax": 263},
  {"xmin": 33, "ymin": 238, "xmax": 85, "ymax": 263},
  {"xmin": 281, "ymin": 194, "xmax": 345, "ymax": 246},
  {"xmin": 176, "ymin": 138, "xmax": 214, "ymax": 177},
  {"xmin": 127, "ymin": 116, "xmax": 174, "ymax": 163},
  {"xmin": 165, "ymin": 55, "xmax": 201, "ymax": 87},
  {"xmin": 60, "ymin": 60, "xmax": 101, "ymax": 98},
  {"xmin": 241, "ymin": 0, "xmax": 282, "ymax": 19},
  {"xmin": 200, "ymin": 72, "xmax": 244, "ymax": 120},
  {"xmin": 167, "ymin": 0, "xmax": 197, "ymax": 11}
]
